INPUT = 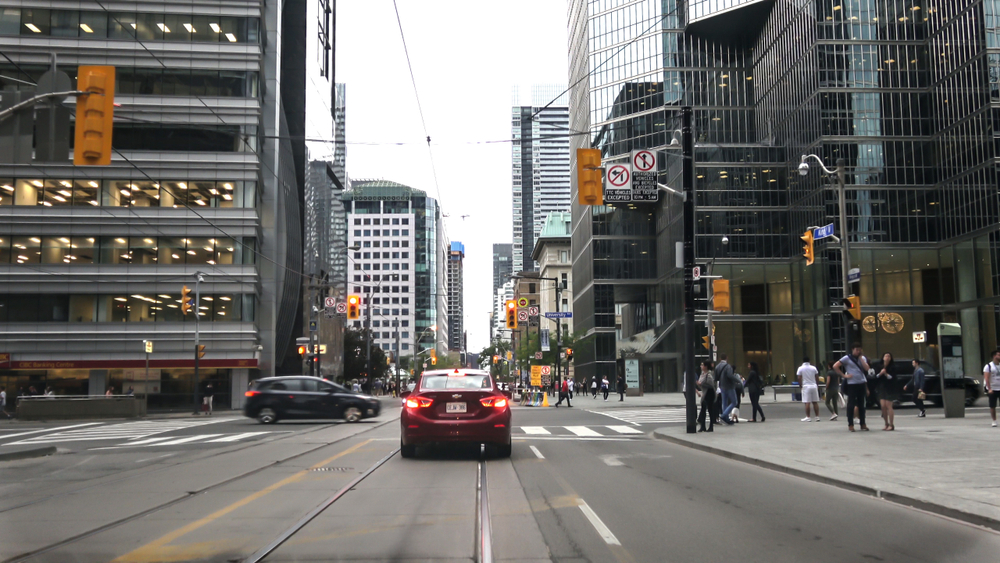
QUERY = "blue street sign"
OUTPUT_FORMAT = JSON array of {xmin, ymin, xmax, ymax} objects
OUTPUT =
[
  {"xmin": 544, "ymin": 312, "xmax": 573, "ymax": 319},
  {"xmin": 847, "ymin": 268, "xmax": 861, "ymax": 283},
  {"xmin": 813, "ymin": 223, "xmax": 835, "ymax": 240}
]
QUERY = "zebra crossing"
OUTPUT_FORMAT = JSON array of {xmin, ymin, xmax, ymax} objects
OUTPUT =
[
  {"xmin": 514, "ymin": 425, "xmax": 648, "ymax": 439},
  {"xmin": 89, "ymin": 431, "xmax": 273, "ymax": 450},
  {"xmin": 2, "ymin": 417, "xmax": 248, "ymax": 446},
  {"xmin": 587, "ymin": 407, "xmax": 688, "ymax": 426}
]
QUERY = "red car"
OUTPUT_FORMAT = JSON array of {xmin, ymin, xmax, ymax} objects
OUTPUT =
[{"xmin": 400, "ymin": 368, "xmax": 512, "ymax": 458}]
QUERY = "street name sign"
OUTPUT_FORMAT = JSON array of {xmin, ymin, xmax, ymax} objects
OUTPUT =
[
  {"xmin": 544, "ymin": 312, "xmax": 573, "ymax": 319},
  {"xmin": 847, "ymin": 268, "xmax": 861, "ymax": 283},
  {"xmin": 630, "ymin": 150, "xmax": 658, "ymax": 202},
  {"xmin": 604, "ymin": 163, "xmax": 632, "ymax": 202},
  {"xmin": 813, "ymin": 223, "xmax": 835, "ymax": 240}
]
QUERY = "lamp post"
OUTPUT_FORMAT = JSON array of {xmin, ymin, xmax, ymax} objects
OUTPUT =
[{"xmin": 799, "ymin": 154, "xmax": 853, "ymax": 347}]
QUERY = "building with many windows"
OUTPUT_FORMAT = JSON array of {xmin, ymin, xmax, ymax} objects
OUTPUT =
[
  {"xmin": 491, "ymin": 243, "xmax": 513, "ymax": 341},
  {"xmin": 532, "ymin": 212, "xmax": 573, "ymax": 336},
  {"xmin": 512, "ymin": 85, "xmax": 572, "ymax": 273},
  {"xmin": 569, "ymin": 0, "xmax": 1000, "ymax": 391},
  {"xmin": 0, "ymin": 1, "xmax": 307, "ymax": 408},
  {"xmin": 447, "ymin": 242, "xmax": 465, "ymax": 352},
  {"xmin": 342, "ymin": 180, "xmax": 449, "ymax": 359}
]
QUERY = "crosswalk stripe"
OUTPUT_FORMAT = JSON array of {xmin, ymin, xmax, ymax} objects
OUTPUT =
[
  {"xmin": 207, "ymin": 432, "xmax": 269, "ymax": 443},
  {"xmin": 5, "ymin": 417, "xmax": 240, "ymax": 445},
  {"xmin": 521, "ymin": 426, "xmax": 551, "ymax": 435},
  {"xmin": 153, "ymin": 434, "xmax": 223, "ymax": 446},
  {"xmin": 122, "ymin": 437, "xmax": 174, "ymax": 446},
  {"xmin": 565, "ymin": 426, "xmax": 602, "ymax": 437},
  {"xmin": 607, "ymin": 425, "xmax": 643, "ymax": 434}
]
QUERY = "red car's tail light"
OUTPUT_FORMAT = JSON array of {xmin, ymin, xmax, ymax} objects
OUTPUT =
[
  {"xmin": 406, "ymin": 397, "xmax": 433, "ymax": 408},
  {"xmin": 244, "ymin": 390, "xmax": 259, "ymax": 398},
  {"xmin": 480, "ymin": 397, "xmax": 508, "ymax": 408}
]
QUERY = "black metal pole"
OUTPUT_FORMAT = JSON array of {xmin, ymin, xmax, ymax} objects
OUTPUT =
[{"xmin": 682, "ymin": 106, "xmax": 698, "ymax": 434}]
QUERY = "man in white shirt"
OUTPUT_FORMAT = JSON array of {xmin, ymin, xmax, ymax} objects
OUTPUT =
[
  {"xmin": 797, "ymin": 357, "xmax": 821, "ymax": 422},
  {"xmin": 984, "ymin": 349, "xmax": 1000, "ymax": 427},
  {"xmin": 567, "ymin": 378, "xmax": 575, "ymax": 399},
  {"xmin": 0, "ymin": 386, "xmax": 10, "ymax": 419}
]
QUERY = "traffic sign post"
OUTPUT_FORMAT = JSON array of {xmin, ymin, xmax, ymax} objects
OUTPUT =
[
  {"xmin": 324, "ymin": 296, "xmax": 336, "ymax": 308},
  {"xmin": 604, "ymin": 163, "xmax": 632, "ymax": 202},
  {"xmin": 630, "ymin": 150, "xmax": 658, "ymax": 201}
]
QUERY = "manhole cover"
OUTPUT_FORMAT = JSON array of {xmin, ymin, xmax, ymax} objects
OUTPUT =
[{"xmin": 310, "ymin": 467, "xmax": 353, "ymax": 472}]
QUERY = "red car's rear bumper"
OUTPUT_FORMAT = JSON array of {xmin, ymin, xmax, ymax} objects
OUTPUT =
[{"xmin": 401, "ymin": 407, "xmax": 512, "ymax": 446}]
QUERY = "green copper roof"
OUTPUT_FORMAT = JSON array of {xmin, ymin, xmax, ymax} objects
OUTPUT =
[
  {"xmin": 343, "ymin": 180, "xmax": 426, "ymax": 201},
  {"xmin": 537, "ymin": 212, "xmax": 572, "ymax": 239}
]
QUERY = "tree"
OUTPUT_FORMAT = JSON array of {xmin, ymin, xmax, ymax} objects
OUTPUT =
[{"xmin": 342, "ymin": 328, "xmax": 388, "ymax": 384}]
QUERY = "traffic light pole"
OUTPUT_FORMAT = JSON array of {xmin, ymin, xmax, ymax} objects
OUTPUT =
[
  {"xmin": 682, "ymin": 106, "xmax": 698, "ymax": 435},
  {"xmin": 835, "ymin": 158, "xmax": 854, "ymax": 346},
  {"xmin": 192, "ymin": 272, "xmax": 204, "ymax": 414}
]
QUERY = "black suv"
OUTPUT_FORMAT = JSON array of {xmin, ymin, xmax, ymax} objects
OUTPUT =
[
  {"xmin": 866, "ymin": 359, "xmax": 982, "ymax": 408},
  {"xmin": 244, "ymin": 376, "xmax": 381, "ymax": 424}
]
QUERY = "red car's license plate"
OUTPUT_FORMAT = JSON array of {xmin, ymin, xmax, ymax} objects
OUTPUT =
[{"xmin": 446, "ymin": 402, "xmax": 467, "ymax": 413}]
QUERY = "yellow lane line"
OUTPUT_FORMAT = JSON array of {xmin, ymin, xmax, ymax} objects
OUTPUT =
[{"xmin": 112, "ymin": 439, "xmax": 374, "ymax": 563}]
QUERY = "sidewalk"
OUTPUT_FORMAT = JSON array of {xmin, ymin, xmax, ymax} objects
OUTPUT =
[{"xmin": 654, "ymin": 411, "xmax": 1000, "ymax": 531}]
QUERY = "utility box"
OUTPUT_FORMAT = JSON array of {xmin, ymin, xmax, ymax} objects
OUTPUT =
[{"xmin": 938, "ymin": 323, "xmax": 965, "ymax": 418}]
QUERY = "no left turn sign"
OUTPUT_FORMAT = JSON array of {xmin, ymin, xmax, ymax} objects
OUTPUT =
[{"xmin": 606, "ymin": 164, "xmax": 630, "ymax": 188}]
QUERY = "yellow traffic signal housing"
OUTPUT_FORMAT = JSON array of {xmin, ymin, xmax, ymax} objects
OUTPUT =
[
  {"xmin": 505, "ymin": 300, "xmax": 518, "ymax": 329},
  {"xmin": 74, "ymin": 66, "xmax": 116, "ymax": 166},
  {"xmin": 180, "ymin": 286, "xmax": 192, "ymax": 315},
  {"xmin": 196, "ymin": 344, "xmax": 205, "ymax": 359},
  {"xmin": 566, "ymin": 348, "xmax": 573, "ymax": 361},
  {"xmin": 493, "ymin": 355, "xmax": 499, "ymax": 364},
  {"xmin": 712, "ymin": 279, "xmax": 730, "ymax": 312},
  {"xmin": 431, "ymin": 357, "xmax": 437, "ymax": 365},
  {"xmin": 702, "ymin": 335, "xmax": 711, "ymax": 350},
  {"xmin": 429, "ymin": 349, "xmax": 436, "ymax": 362},
  {"xmin": 801, "ymin": 229, "xmax": 815, "ymax": 266},
  {"xmin": 297, "ymin": 345, "xmax": 307, "ymax": 355},
  {"xmin": 347, "ymin": 294, "xmax": 361, "ymax": 320},
  {"xmin": 844, "ymin": 295, "xmax": 861, "ymax": 321},
  {"xmin": 576, "ymin": 148, "xmax": 603, "ymax": 206}
]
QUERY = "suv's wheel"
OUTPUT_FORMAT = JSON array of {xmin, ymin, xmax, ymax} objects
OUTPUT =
[
  {"xmin": 400, "ymin": 439, "xmax": 416, "ymax": 458},
  {"xmin": 258, "ymin": 407, "xmax": 278, "ymax": 424},
  {"xmin": 344, "ymin": 407, "xmax": 362, "ymax": 423}
]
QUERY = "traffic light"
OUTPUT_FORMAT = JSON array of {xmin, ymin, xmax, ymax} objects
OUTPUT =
[
  {"xmin": 844, "ymin": 295, "xmax": 861, "ymax": 321},
  {"xmin": 74, "ymin": 66, "xmax": 116, "ymax": 166},
  {"xmin": 347, "ymin": 294, "xmax": 361, "ymax": 320},
  {"xmin": 712, "ymin": 279, "xmax": 730, "ymax": 312},
  {"xmin": 180, "ymin": 286, "xmax": 192, "ymax": 315},
  {"xmin": 702, "ymin": 335, "xmax": 711, "ymax": 350},
  {"xmin": 801, "ymin": 229, "xmax": 815, "ymax": 266},
  {"xmin": 566, "ymin": 348, "xmax": 573, "ymax": 361},
  {"xmin": 576, "ymin": 148, "xmax": 603, "ymax": 206},
  {"xmin": 195, "ymin": 345, "xmax": 205, "ymax": 359},
  {"xmin": 505, "ymin": 300, "xmax": 518, "ymax": 329},
  {"xmin": 492, "ymin": 355, "xmax": 499, "ymax": 364},
  {"xmin": 429, "ymin": 349, "xmax": 437, "ymax": 365},
  {"xmin": 297, "ymin": 345, "xmax": 307, "ymax": 355}
]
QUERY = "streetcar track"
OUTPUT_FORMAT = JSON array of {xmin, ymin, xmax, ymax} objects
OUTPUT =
[
  {"xmin": 1, "ymin": 416, "xmax": 398, "ymax": 563},
  {"xmin": 0, "ymin": 417, "xmax": 393, "ymax": 515}
]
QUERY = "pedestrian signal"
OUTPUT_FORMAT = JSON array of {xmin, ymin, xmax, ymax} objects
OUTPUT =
[
  {"xmin": 844, "ymin": 295, "xmax": 861, "ymax": 321},
  {"xmin": 74, "ymin": 66, "xmax": 116, "ymax": 166},
  {"xmin": 712, "ymin": 279, "xmax": 730, "ymax": 312},
  {"xmin": 802, "ymin": 229, "xmax": 815, "ymax": 266},
  {"xmin": 181, "ymin": 286, "xmax": 192, "ymax": 315},
  {"xmin": 347, "ymin": 295, "xmax": 361, "ymax": 320},
  {"xmin": 576, "ymin": 148, "xmax": 603, "ymax": 206},
  {"xmin": 505, "ymin": 300, "xmax": 518, "ymax": 329}
]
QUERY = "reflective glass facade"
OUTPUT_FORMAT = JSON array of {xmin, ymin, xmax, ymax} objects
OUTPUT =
[{"xmin": 570, "ymin": 0, "xmax": 1000, "ymax": 389}]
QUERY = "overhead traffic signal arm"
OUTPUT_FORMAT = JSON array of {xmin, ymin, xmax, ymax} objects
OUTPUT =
[{"xmin": 576, "ymin": 148, "xmax": 603, "ymax": 206}]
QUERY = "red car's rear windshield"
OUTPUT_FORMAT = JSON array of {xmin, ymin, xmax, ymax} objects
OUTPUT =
[{"xmin": 420, "ymin": 375, "xmax": 492, "ymax": 391}]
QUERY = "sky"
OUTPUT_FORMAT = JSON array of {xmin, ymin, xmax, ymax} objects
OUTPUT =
[{"xmin": 335, "ymin": 1, "xmax": 569, "ymax": 353}]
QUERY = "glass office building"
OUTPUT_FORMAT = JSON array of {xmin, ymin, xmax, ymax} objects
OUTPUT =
[{"xmin": 569, "ymin": 0, "xmax": 1000, "ymax": 390}]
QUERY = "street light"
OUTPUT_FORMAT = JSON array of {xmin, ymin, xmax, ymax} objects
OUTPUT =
[{"xmin": 799, "ymin": 154, "xmax": 854, "ymax": 346}]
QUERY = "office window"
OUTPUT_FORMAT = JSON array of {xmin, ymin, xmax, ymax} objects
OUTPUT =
[
  {"xmin": 354, "ymin": 230, "xmax": 360, "ymax": 236},
  {"xmin": 402, "ymin": 219, "xmax": 409, "ymax": 225},
  {"xmin": 363, "ymin": 229, "xmax": 370, "ymax": 236},
  {"xmin": 354, "ymin": 218, "xmax": 360, "ymax": 225},
  {"xmin": 373, "ymin": 218, "xmax": 380, "ymax": 225}
]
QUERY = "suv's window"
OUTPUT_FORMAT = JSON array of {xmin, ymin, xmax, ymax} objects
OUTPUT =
[
  {"xmin": 420, "ymin": 375, "xmax": 492, "ymax": 390},
  {"xmin": 299, "ymin": 379, "xmax": 319, "ymax": 392},
  {"xmin": 268, "ymin": 379, "xmax": 302, "ymax": 391}
]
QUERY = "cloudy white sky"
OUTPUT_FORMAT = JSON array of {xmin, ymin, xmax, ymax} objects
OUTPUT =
[{"xmin": 335, "ymin": 1, "xmax": 569, "ymax": 352}]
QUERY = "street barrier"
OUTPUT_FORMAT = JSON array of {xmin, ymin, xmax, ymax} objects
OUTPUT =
[{"xmin": 16, "ymin": 395, "xmax": 147, "ymax": 420}]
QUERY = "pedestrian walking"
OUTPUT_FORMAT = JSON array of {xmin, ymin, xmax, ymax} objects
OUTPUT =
[
  {"xmin": 797, "ymin": 357, "xmax": 822, "ymax": 422},
  {"xmin": 616, "ymin": 374, "xmax": 626, "ymax": 402},
  {"xmin": 983, "ymin": 349, "xmax": 1000, "ymax": 427},
  {"xmin": 567, "ymin": 378, "xmax": 575, "ymax": 399},
  {"xmin": 745, "ymin": 362, "xmax": 765, "ymax": 422},
  {"xmin": 834, "ymin": 342, "xmax": 871, "ymax": 432},
  {"xmin": 825, "ymin": 361, "xmax": 841, "ymax": 420},
  {"xmin": 697, "ymin": 361, "xmax": 716, "ymax": 432},
  {"xmin": 105, "ymin": 386, "xmax": 114, "ymax": 397},
  {"xmin": 555, "ymin": 378, "xmax": 572, "ymax": 407},
  {"xmin": 600, "ymin": 376, "xmax": 610, "ymax": 401},
  {"xmin": 591, "ymin": 377, "xmax": 598, "ymax": 399},
  {"xmin": 203, "ymin": 382, "xmax": 214, "ymax": 415},
  {"xmin": 352, "ymin": 379, "xmax": 361, "ymax": 393},
  {"xmin": 876, "ymin": 352, "xmax": 898, "ymax": 430},
  {"xmin": 903, "ymin": 359, "xmax": 926, "ymax": 418},
  {"xmin": 715, "ymin": 354, "xmax": 737, "ymax": 425},
  {"xmin": 0, "ymin": 386, "xmax": 12, "ymax": 419}
]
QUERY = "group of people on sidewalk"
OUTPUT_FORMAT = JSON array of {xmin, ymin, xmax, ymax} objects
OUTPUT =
[
  {"xmin": 554, "ymin": 374, "xmax": 628, "ymax": 407},
  {"xmin": 695, "ymin": 354, "xmax": 765, "ymax": 432}
]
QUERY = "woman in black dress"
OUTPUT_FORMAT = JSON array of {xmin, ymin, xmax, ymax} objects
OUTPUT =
[
  {"xmin": 876, "ymin": 352, "xmax": 899, "ymax": 430},
  {"xmin": 745, "ymin": 362, "xmax": 765, "ymax": 422}
]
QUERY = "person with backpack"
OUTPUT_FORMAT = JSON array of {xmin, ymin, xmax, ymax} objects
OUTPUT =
[
  {"xmin": 834, "ymin": 342, "xmax": 871, "ymax": 432},
  {"xmin": 600, "ymin": 376, "xmax": 610, "ymax": 401},
  {"xmin": 697, "ymin": 361, "xmax": 716, "ymax": 432},
  {"xmin": 715, "ymin": 353, "xmax": 738, "ymax": 425}
]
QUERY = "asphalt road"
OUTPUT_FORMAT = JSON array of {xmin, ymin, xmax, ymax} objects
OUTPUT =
[{"xmin": 1, "ymin": 401, "xmax": 998, "ymax": 562}]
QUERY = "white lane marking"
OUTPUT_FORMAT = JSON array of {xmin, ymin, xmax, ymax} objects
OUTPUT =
[
  {"xmin": 578, "ymin": 499, "xmax": 621, "ymax": 545},
  {"xmin": 600, "ymin": 455, "xmax": 624, "ymax": 467},
  {"xmin": 136, "ymin": 453, "xmax": 176, "ymax": 463},
  {"xmin": 154, "ymin": 434, "xmax": 223, "ymax": 446},
  {"xmin": 529, "ymin": 445, "xmax": 545, "ymax": 459},
  {"xmin": 521, "ymin": 426, "xmax": 552, "ymax": 435},
  {"xmin": 513, "ymin": 437, "xmax": 639, "ymax": 442},
  {"xmin": 6, "ymin": 418, "xmax": 239, "ymax": 445},
  {"xmin": 0, "ymin": 422, "xmax": 103, "ymax": 443},
  {"xmin": 206, "ymin": 432, "xmax": 269, "ymax": 443},
  {"xmin": 607, "ymin": 425, "xmax": 643, "ymax": 434},
  {"xmin": 122, "ymin": 437, "xmax": 174, "ymax": 446},
  {"xmin": 565, "ymin": 426, "xmax": 601, "ymax": 437}
]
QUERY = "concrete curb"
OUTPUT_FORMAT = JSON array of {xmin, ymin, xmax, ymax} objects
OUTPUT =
[
  {"xmin": 0, "ymin": 445, "xmax": 57, "ymax": 462},
  {"xmin": 653, "ymin": 429, "xmax": 1000, "ymax": 533}
]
